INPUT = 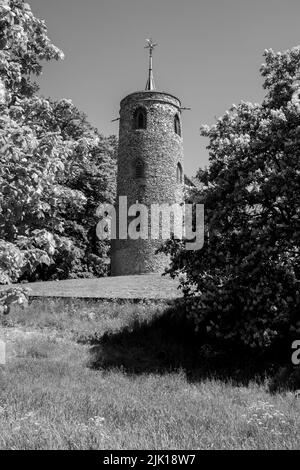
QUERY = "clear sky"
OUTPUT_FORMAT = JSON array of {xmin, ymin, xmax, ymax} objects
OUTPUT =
[{"xmin": 30, "ymin": 0, "xmax": 300, "ymax": 176}]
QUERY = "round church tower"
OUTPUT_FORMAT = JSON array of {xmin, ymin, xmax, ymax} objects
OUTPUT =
[{"xmin": 111, "ymin": 40, "xmax": 184, "ymax": 276}]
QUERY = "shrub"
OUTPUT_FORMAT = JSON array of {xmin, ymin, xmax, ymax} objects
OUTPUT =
[{"xmin": 163, "ymin": 46, "xmax": 300, "ymax": 356}]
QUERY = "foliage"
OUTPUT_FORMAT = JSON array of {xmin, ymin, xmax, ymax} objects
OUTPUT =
[
  {"xmin": 0, "ymin": 1, "xmax": 116, "ymax": 283},
  {"xmin": 163, "ymin": 46, "xmax": 300, "ymax": 353},
  {"xmin": 0, "ymin": 0, "xmax": 64, "ymax": 99},
  {"xmin": 0, "ymin": 285, "xmax": 29, "ymax": 314}
]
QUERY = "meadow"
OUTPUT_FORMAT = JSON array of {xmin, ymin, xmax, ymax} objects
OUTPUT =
[{"xmin": 0, "ymin": 299, "xmax": 299, "ymax": 450}]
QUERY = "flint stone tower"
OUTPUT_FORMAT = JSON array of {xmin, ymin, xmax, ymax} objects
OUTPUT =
[{"xmin": 111, "ymin": 40, "xmax": 184, "ymax": 276}]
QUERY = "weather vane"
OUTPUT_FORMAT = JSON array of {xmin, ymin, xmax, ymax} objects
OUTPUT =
[
  {"xmin": 145, "ymin": 38, "xmax": 157, "ymax": 91},
  {"xmin": 145, "ymin": 38, "xmax": 158, "ymax": 53}
]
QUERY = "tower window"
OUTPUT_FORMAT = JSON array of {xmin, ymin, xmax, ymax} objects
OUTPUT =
[
  {"xmin": 133, "ymin": 107, "xmax": 147, "ymax": 130},
  {"xmin": 177, "ymin": 162, "xmax": 183, "ymax": 183},
  {"xmin": 174, "ymin": 114, "xmax": 181, "ymax": 136},
  {"xmin": 135, "ymin": 159, "xmax": 145, "ymax": 178}
]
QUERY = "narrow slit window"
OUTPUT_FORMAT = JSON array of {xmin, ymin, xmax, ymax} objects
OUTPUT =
[
  {"xmin": 133, "ymin": 107, "xmax": 147, "ymax": 130},
  {"xmin": 174, "ymin": 114, "xmax": 181, "ymax": 136},
  {"xmin": 135, "ymin": 160, "xmax": 145, "ymax": 178},
  {"xmin": 177, "ymin": 162, "xmax": 183, "ymax": 183}
]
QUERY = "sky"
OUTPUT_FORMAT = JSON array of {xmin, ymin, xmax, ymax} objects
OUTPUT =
[{"xmin": 30, "ymin": 0, "xmax": 300, "ymax": 176}]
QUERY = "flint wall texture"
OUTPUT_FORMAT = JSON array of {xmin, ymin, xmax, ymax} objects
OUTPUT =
[{"xmin": 111, "ymin": 90, "xmax": 184, "ymax": 276}]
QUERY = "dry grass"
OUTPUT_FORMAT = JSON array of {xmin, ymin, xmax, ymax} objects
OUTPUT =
[{"xmin": 0, "ymin": 299, "xmax": 299, "ymax": 450}]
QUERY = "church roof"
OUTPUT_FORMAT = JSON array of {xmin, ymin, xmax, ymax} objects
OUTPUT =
[{"xmin": 184, "ymin": 175, "xmax": 203, "ymax": 190}]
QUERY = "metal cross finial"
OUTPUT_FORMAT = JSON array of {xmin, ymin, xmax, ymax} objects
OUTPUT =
[{"xmin": 145, "ymin": 38, "xmax": 157, "ymax": 91}]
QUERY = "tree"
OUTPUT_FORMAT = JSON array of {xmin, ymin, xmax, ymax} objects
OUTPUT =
[
  {"xmin": 164, "ymin": 47, "xmax": 300, "ymax": 354},
  {"xmin": 0, "ymin": 0, "xmax": 64, "ymax": 99},
  {"xmin": 0, "ymin": 1, "xmax": 116, "ymax": 283}
]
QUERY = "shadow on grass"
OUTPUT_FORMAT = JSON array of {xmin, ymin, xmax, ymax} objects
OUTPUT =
[{"xmin": 87, "ymin": 305, "xmax": 292, "ymax": 387}]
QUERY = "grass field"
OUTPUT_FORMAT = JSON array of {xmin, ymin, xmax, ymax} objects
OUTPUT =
[
  {"xmin": 0, "ymin": 299, "xmax": 299, "ymax": 450},
  {"xmin": 0, "ymin": 274, "xmax": 182, "ymax": 300}
]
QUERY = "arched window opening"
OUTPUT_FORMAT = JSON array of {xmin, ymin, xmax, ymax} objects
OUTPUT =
[
  {"xmin": 135, "ymin": 159, "xmax": 145, "ymax": 179},
  {"xmin": 174, "ymin": 114, "xmax": 181, "ymax": 136},
  {"xmin": 177, "ymin": 162, "xmax": 183, "ymax": 184},
  {"xmin": 133, "ymin": 107, "xmax": 147, "ymax": 130}
]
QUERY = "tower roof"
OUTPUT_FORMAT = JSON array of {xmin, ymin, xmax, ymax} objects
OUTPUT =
[{"xmin": 144, "ymin": 38, "xmax": 157, "ymax": 91}]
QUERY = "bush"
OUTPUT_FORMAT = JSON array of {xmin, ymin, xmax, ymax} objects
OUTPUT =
[{"xmin": 163, "ymin": 46, "xmax": 300, "ymax": 356}]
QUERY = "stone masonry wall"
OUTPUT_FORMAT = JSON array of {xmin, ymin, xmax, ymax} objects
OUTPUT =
[{"xmin": 111, "ymin": 90, "xmax": 184, "ymax": 276}]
